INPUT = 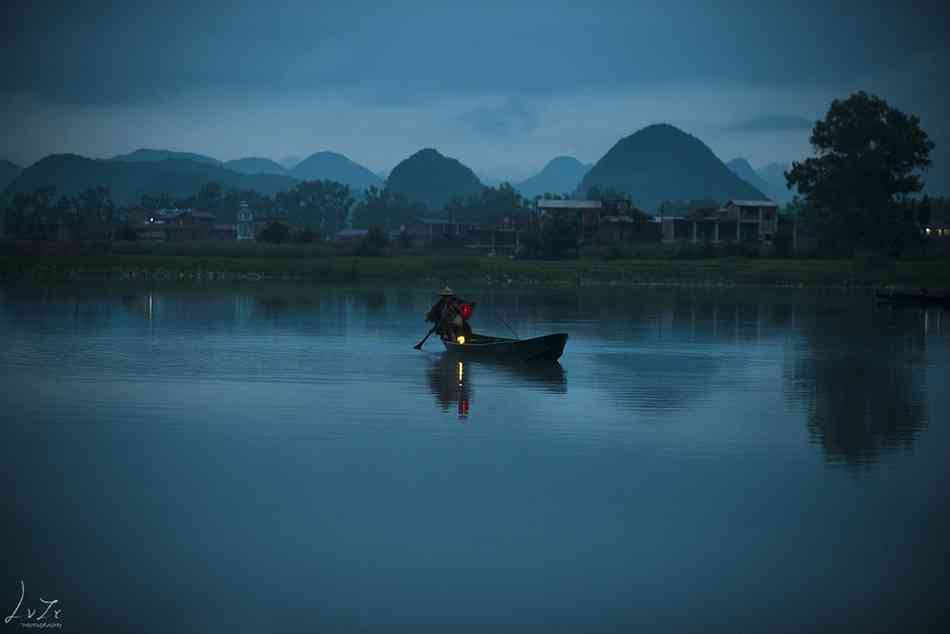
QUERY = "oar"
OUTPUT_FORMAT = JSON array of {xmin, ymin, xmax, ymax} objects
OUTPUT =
[
  {"xmin": 414, "ymin": 310, "xmax": 449, "ymax": 350},
  {"xmin": 414, "ymin": 323, "xmax": 440, "ymax": 350}
]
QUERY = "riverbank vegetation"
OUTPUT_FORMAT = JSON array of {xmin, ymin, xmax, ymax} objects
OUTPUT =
[{"xmin": 2, "ymin": 248, "xmax": 948, "ymax": 289}]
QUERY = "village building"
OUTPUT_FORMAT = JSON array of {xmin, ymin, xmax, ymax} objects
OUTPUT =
[
  {"xmin": 237, "ymin": 201, "xmax": 254, "ymax": 240},
  {"xmin": 535, "ymin": 200, "xmax": 602, "ymax": 244},
  {"xmin": 467, "ymin": 226, "xmax": 520, "ymax": 256},
  {"xmin": 923, "ymin": 202, "xmax": 950, "ymax": 240},
  {"xmin": 131, "ymin": 208, "xmax": 217, "ymax": 241},
  {"xmin": 335, "ymin": 229, "xmax": 369, "ymax": 243},
  {"xmin": 536, "ymin": 198, "xmax": 657, "ymax": 244},
  {"xmin": 660, "ymin": 200, "xmax": 779, "ymax": 243},
  {"xmin": 406, "ymin": 217, "xmax": 479, "ymax": 247}
]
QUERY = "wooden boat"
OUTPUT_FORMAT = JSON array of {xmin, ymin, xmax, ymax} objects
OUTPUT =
[
  {"xmin": 441, "ymin": 332, "xmax": 568, "ymax": 362},
  {"xmin": 876, "ymin": 291, "xmax": 950, "ymax": 308}
]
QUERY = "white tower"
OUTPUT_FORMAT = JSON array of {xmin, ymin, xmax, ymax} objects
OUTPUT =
[{"xmin": 237, "ymin": 201, "xmax": 254, "ymax": 240}]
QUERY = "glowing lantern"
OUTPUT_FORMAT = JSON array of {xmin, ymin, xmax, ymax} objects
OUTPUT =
[
  {"xmin": 459, "ymin": 302, "xmax": 473, "ymax": 320},
  {"xmin": 456, "ymin": 335, "xmax": 466, "ymax": 344}
]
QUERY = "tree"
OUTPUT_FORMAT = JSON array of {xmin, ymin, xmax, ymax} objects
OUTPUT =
[
  {"xmin": 787, "ymin": 91, "xmax": 934, "ymax": 254},
  {"xmin": 287, "ymin": 180, "xmax": 354, "ymax": 237},
  {"xmin": 352, "ymin": 186, "xmax": 424, "ymax": 230},
  {"xmin": 196, "ymin": 182, "xmax": 224, "ymax": 210},
  {"xmin": 6, "ymin": 187, "xmax": 58, "ymax": 239},
  {"xmin": 354, "ymin": 226, "xmax": 390, "ymax": 256},
  {"xmin": 291, "ymin": 227, "xmax": 319, "ymax": 243},
  {"xmin": 140, "ymin": 192, "xmax": 174, "ymax": 210},
  {"xmin": 521, "ymin": 210, "xmax": 579, "ymax": 259},
  {"xmin": 444, "ymin": 183, "xmax": 528, "ymax": 225},
  {"xmin": 258, "ymin": 220, "xmax": 290, "ymax": 244},
  {"xmin": 76, "ymin": 186, "xmax": 114, "ymax": 241},
  {"xmin": 474, "ymin": 182, "xmax": 525, "ymax": 225}
]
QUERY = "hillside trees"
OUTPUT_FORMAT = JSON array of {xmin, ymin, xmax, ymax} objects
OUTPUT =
[
  {"xmin": 282, "ymin": 180, "xmax": 354, "ymax": 236},
  {"xmin": 351, "ymin": 186, "xmax": 425, "ymax": 230}
]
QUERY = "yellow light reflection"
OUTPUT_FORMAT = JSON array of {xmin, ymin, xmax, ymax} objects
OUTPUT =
[{"xmin": 457, "ymin": 361, "xmax": 464, "ymax": 385}]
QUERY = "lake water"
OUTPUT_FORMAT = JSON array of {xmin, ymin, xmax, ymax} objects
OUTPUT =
[{"xmin": 2, "ymin": 284, "xmax": 948, "ymax": 633}]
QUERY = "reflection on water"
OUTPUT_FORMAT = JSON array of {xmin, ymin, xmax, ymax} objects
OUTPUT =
[
  {"xmin": 427, "ymin": 358, "xmax": 472, "ymax": 419},
  {"xmin": 426, "ymin": 356, "xmax": 568, "ymax": 420},
  {"xmin": 788, "ymin": 300, "xmax": 934, "ymax": 466},
  {"xmin": 1, "ymin": 284, "xmax": 948, "ymax": 632}
]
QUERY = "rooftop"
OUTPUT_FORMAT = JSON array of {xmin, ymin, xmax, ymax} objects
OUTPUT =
[
  {"xmin": 726, "ymin": 200, "xmax": 778, "ymax": 208},
  {"xmin": 536, "ymin": 200, "xmax": 602, "ymax": 210}
]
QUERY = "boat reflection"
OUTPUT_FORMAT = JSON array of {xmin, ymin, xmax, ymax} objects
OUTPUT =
[{"xmin": 426, "ymin": 356, "xmax": 567, "ymax": 420}]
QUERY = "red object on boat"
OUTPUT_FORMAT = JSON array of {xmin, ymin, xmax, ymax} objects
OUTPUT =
[{"xmin": 459, "ymin": 302, "xmax": 473, "ymax": 320}]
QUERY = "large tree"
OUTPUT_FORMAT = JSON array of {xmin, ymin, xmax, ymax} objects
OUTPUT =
[
  {"xmin": 75, "ymin": 186, "xmax": 115, "ymax": 241},
  {"xmin": 787, "ymin": 91, "xmax": 934, "ymax": 254},
  {"xmin": 286, "ymin": 180, "xmax": 354, "ymax": 236},
  {"xmin": 351, "ymin": 186, "xmax": 425, "ymax": 230},
  {"xmin": 446, "ymin": 183, "xmax": 528, "ymax": 225},
  {"xmin": 5, "ymin": 187, "xmax": 57, "ymax": 239}
]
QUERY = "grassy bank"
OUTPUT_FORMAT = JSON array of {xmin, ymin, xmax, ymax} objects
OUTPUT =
[{"xmin": 2, "ymin": 252, "xmax": 948, "ymax": 289}]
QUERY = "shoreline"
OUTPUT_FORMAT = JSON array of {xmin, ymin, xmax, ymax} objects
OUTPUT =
[{"xmin": 2, "ymin": 254, "xmax": 948, "ymax": 290}]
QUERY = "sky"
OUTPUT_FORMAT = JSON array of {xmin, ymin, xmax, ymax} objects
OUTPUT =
[{"xmin": 2, "ymin": 1, "xmax": 948, "ymax": 190}]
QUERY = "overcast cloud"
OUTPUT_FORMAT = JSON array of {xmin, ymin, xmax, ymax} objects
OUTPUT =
[{"xmin": 2, "ymin": 1, "xmax": 947, "ymax": 190}]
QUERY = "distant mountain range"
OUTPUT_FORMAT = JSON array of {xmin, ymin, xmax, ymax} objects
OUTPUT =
[
  {"xmin": 110, "ymin": 149, "xmax": 221, "ymax": 165},
  {"xmin": 386, "ymin": 148, "xmax": 483, "ymax": 211},
  {"xmin": 0, "ymin": 160, "xmax": 22, "ymax": 191},
  {"xmin": 289, "ymin": 151, "xmax": 382, "ymax": 191},
  {"xmin": 5, "ymin": 154, "xmax": 297, "ymax": 206},
  {"xmin": 578, "ymin": 124, "xmax": 766, "ymax": 213},
  {"xmin": 4, "ymin": 133, "xmax": 812, "ymax": 214},
  {"xmin": 515, "ymin": 156, "xmax": 591, "ymax": 198},
  {"xmin": 224, "ymin": 157, "xmax": 288, "ymax": 176},
  {"xmin": 279, "ymin": 155, "xmax": 302, "ymax": 170},
  {"xmin": 226, "ymin": 152, "xmax": 384, "ymax": 191},
  {"xmin": 2, "ymin": 149, "xmax": 389, "ymax": 206},
  {"xmin": 727, "ymin": 158, "xmax": 795, "ymax": 204}
]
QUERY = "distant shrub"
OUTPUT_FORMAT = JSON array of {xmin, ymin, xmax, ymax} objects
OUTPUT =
[
  {"xmin": 258, "ymin": 221, "xmax": 290, "ymax": 244},
  {"xmin": 114, "ymin": 225, "xmax": 138, "ymax": 241},
  {"xmin": 353, "ymin": 226, "xmax": 390, "ymax": 257}
]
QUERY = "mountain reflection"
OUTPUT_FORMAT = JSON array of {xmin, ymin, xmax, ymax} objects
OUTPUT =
[
  {"xmin": 590, "ymin": 289, "xmax": 937, "ymax": 467},
  {"xmin": 592, "ymin": 291, "xmax": 787, "ymax": 414},
  {"xmin": 426, "ymin": 356, "xmax": 567, "ymax": 419},
  {"xmin": 788, "ymin": 303, "xmax": 934, "ymax": 467}
]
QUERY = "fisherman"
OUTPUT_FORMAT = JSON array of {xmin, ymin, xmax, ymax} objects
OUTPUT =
[{"xmin": 425, "ymin": 287, "xmax": 472, "ymax": 341}]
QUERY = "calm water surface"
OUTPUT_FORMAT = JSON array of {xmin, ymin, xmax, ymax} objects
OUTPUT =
[{"xmin": 2, "ymin": 284, "xmax": 948, "ymax": 633}]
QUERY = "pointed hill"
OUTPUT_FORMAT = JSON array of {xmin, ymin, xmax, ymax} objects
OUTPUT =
[
  {"xmin": 0, "ymin": 159, "xmax": 22, "ymax": 191},
  {"xmin": 290, "ymin": 151, "xmax": 382, "ymax": 191},
  {"xmin": 4, "ymin": 154, "xmax": 297, "ymax": 206},
  {"xmin": 110, "ymin": 148, "xmax": 220, "ymax": 165},
  {"xmin": 578, "ymin": 124, "xmax": 765, "ymax": 213},
  {"xmin": 516, "ymin": 156, "xmax": 591, "ymax": 198},
  {"xmin": 386, "ymin": 148, "xmax": 483, "ymax": 211},
  {"xmin": 726, "ymin": 158, "xmax": 774, "ymax": 200},
  {"xmin": 224, "ymin": 157, "xmax": 288, "ymax": 175},
  {"xmin": 757, "ymin": 162, "xmax": 796, "ymax": 204}
]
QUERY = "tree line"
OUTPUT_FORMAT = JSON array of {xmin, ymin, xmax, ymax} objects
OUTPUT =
[{"xmin": 2, "ymin": 91, "xmax": 945, "ymax": 258}]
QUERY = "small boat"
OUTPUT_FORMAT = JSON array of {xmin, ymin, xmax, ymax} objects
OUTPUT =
[
  {"xmin": 876, "ymin": 291, "xmax": 950, "ymax": 308},
  {"xmin": 442, "ymin": 332, "xmax": 568, "ymax": 362}
]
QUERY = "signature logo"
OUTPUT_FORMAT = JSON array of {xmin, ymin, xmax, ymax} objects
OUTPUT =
[{"xmin": 4, "ymin": 581, "xmax": 62, "ymax": 629}]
